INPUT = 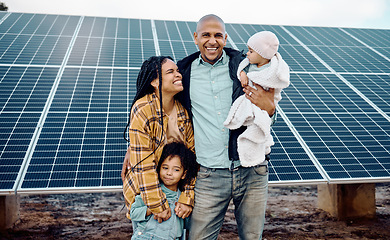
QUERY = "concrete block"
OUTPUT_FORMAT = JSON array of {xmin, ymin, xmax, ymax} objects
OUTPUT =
[
  {"xmin": 318, "ymin": 183, "xmax": 376, "ymax": 220},
  {"xmin": 0, "ymin": 195, "xmax": 20, "ymax": 229}
]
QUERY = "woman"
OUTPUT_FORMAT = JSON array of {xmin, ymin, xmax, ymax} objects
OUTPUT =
[{"xmin": 122, "ymin": 56, "xmax": 195, "ymax": 225}]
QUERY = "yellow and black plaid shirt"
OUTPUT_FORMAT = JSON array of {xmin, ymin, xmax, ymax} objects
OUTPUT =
[{"xmin": 123, "ymin": 93, "xmax": 195, "ymax": 218}]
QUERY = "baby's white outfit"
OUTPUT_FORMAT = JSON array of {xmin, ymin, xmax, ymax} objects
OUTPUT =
[{"xmin": 224, "ymin": 53, "xmax": 290, "ymax": 167}]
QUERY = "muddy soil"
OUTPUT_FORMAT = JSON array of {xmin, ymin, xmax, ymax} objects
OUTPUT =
[{"xmin": 1, "ymin": 183, "xmax": 389, "ymax": 240}]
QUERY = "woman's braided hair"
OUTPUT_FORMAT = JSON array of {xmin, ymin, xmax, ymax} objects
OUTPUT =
[
  {"xmin": 124, "ymin": 56, "xmax": 173, "ymax": 143},
  {"xmin": 123, "ymin": 56, "xmax": 174, "ymax": 172}
]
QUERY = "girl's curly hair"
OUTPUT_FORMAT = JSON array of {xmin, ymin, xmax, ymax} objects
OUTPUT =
[{"xmin": 157, "ymin": 142, "xmax": 198, "ymax": 192}]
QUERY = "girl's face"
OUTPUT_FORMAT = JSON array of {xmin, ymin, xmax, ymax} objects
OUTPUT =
[
  {"xmin": 159, "ymin": 155, "xmax": 185, "ymax": 191},
  {"xmin": 151, "ymin": 59, "xmax": 183, "ymax": 96}
]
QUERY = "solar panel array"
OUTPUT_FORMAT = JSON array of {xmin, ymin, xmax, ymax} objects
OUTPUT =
[{"xmin": 0, "ymin": 12, "xmax": 389, "ymax": 195}]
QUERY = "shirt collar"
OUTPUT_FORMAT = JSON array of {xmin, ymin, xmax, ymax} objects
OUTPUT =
[{"xmin": 196, "ymin": 49, "xmax": 227, "ymax": 66}]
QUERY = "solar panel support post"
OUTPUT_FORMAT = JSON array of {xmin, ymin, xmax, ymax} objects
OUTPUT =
[
  {"xmin": 0, "ymin": 195, "xmax": 20, "ymax": 230},
  {"xmin": 317, "ymin": 183, "xmax": 376, "ymax": 220}
]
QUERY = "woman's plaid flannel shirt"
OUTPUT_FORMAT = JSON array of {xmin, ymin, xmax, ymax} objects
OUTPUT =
[{"xmin": 123, "ymin": 93, "xmax": 195, "ymax": 219}]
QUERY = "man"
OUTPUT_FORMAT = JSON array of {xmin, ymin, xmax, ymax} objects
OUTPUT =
[{"xmin": 176, "ymin": 14, "xmax": 275, "ymax": 240}]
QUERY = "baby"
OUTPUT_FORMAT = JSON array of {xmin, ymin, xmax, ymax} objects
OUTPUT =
[{"xmin": 224, "ymin": 31, "xmax": 290, "ymax": 167}]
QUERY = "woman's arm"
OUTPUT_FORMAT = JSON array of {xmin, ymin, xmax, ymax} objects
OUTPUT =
[{"xmin": 128, "ymin": 105, "xmax": 170, "ymax": 214}]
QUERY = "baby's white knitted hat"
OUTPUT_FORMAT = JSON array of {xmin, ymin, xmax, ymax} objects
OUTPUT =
[{"xmin": 247, "ymin": 31, "xmax": 279, "ymax": 59}]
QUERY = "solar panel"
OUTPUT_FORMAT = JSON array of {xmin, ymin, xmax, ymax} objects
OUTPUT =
[
  {"xmin": 0, "ymin": 65, "xmax": 59, "ymax": 192},
  {"xmin": 269, "ymin": 116, "xmax": 326, "ymax": 183},
  {"xmin": 341, "ymin": 74, "xmax": 390, "ymax": 115},
  {"xmin": 281, "ymin": 73, "xmax": 390, "ymax": 180},
  {"xmin": 19, "ymin": 67, "xmax": 134, "ymax": 191},
  {"xmin": 0, "ymin": 12, "xmax": 389, "ymax": 195}
]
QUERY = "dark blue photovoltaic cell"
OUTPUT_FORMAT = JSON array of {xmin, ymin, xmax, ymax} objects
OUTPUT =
[
  {"xmin": 284, "ymin": 26, "xmax": 364, "ymax": 47},
  {"xmin": 68, "ymin": 18, "xmax": 156, "ymax": 68},
  {"xmin": 227, "ymin": 24, "xmax": 299, "ymax": 45},
  {"xmin": 49, "ymin": 68, "xmax": 135, "ymax": 112},
  {"xmin": 343, "ymin": 28, "xmax": 390, "ymax": 48},
  {"xmin": 280, "ymin": 73, "xmax": 378, "ymax": 114},
  {"xmin": 20, "ymin": 67, "xmax": 138, "ymax": 190},
  {"xmin": 269, "ymin": 118, "xmax": 324, "ymax": 182},
  {"xmin": 286, "ymin": 112, "xmax": 390, "ymax": 179},
  {"xmin": 0, "ymin": 66, "xmax": 59, "ymax": 112},
  {"xmin": 278, "ymin": 45, "xmax": 330, "ymax": 72},
  {"xmin": 309, "ymin": 46, "xmax": 390, "ymax": 73},
  {"xmin": 0, "ymin": 112, "xmax": 41, "ymax": 190},
  {"xmin": 176, "ymin": 21, "xmax": 196, "ymax": 41},
  {"xmin": 0, "ymin": 11, "xmax": 6, "ymax": 17},
  {"xmin": 21, "ymin": 111, "xmax": 128, "ymax": 189},
  {"xmin": 0, "ymin": 13, "xmax": 80, "ymax": 36},
  {"xmin": 0, "ymin": 35, "xmax": 72, "ymax": 65},
  {"xmin": 0, "ymin": 12, "xmax": 390, "ymax": 193},
  {"xmin": 341, "ymin": 74, "xmax": 390, "ymax": 115},
  {"xmin": 281, "ymin": 73, "xmax": 390, "ymax": 179},
  {"xmin": 1, "ymin": 13, "xmax": 31, "ymax": 34},
  {"xmin": 0, "ymin": 14, "xmax": 79, "ymax": 65},
  {"xmin": 0, "ymin": 65, "xmax": 59, "ymax": 191},
  {"xmin": 374, "ymin": 48, "xmax": 390, "ymax": 59}
]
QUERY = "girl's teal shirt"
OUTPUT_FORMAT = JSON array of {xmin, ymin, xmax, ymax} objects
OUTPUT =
[{"xmin": 130, "ymin": 184, "xmax": 184, "ymax": 240}]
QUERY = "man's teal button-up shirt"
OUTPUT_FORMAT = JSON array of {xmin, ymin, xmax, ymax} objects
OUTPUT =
[{"xmin": 189, "ymin": 51, "xmax": 233, "ymax": 168}]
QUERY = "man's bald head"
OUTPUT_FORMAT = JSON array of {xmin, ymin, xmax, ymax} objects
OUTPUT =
[{"xmin": 196, "ymin": 14, "xmax": 225, "ymax": 34}]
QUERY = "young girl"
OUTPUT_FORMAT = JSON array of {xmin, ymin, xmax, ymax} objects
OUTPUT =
[
  {"xmin": 224, "ymin": 31, "xmax": 290, "ymax": 167},
  {"xmin": 130, "ymin": 141, "xmax": 198, "ymax": 240}
]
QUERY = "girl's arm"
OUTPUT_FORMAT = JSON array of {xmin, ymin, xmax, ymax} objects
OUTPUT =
[{"xmin": 130, "ymin": 195, "xmax": 151, "ymax": 221}]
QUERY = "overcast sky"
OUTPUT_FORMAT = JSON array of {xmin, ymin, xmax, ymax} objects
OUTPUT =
[{"xmin": 5, "ymin": 0, "xmax": 390, "ymax": 29}]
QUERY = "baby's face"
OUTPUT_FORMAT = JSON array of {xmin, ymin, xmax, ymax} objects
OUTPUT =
[{"xmin": 246, "ymin": 46, "xmax": 269, "ymax": 66}]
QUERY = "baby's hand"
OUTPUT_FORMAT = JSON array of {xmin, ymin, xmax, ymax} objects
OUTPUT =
[{"xmin": 240, "ymin": 71, "xmax": 249, "ymax": 87}]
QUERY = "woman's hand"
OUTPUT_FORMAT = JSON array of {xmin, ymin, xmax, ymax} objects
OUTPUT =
[
  {"xmin": 153, "ymin": 208, "xmax": 171, "ymax": 223},
  {"xmin": 243, "ymin": 83, "xmax": 275, "ymax": 116},
  {"xmin": 121, "ymin": 146, "xmax": 131, "ymax": 181},
  {"xmin": 175, "ymin": 202, "xmax": 192, "ymax": 219},
  {"xmin": 146, "ymin": 208, "xmax": 152, "ymax": 217}
]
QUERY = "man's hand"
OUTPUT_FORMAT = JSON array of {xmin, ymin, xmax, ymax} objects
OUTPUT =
[
  {"xmin": 244, "ymin": 83, "xmax": 275, "ymax": 116},
  {"xmin": 153, "ymin": 208, "xmax": 171, "ymax": 223},
  {"xmin": 175, "ymin": 202, "xmax": 193, "ymax": 219},
  {"xmin": 121, "ymin": 146, "xmax": 131, "ymax": 181}
]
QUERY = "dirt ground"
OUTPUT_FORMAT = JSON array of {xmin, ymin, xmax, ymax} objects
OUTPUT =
[{"xmin": 1, "ymin": 183, "xmax": 389, "ymax": 240}]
